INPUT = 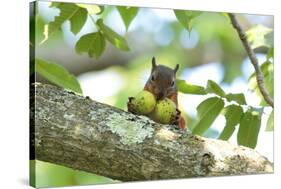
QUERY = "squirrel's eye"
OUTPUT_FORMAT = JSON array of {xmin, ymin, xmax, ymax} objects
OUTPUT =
[
  {"xmin": 171, "ymin": 81, "xmax": 175, "ymax": 86},
  {"xmin": 151, "ymin": 76, "xmax": 155, "ymax": 81}
]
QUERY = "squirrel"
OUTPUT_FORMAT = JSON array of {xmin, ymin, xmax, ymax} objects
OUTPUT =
[{"xmin": 127, "ymin": 57, "xmax": 186, "ymax": 129}]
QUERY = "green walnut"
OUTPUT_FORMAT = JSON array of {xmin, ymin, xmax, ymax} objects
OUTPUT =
[
  {"xmin": 132, "ymin": 90, "xmax": 156, "ymax": 114},
  {"xmin": 153, "ymin": 98, "xmax": 177, "ymax": 124}
]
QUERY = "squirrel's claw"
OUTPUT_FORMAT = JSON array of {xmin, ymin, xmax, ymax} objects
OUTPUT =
[{"xmin": 127, "ymin": 97, "xmax": 137, "ymax": 114}]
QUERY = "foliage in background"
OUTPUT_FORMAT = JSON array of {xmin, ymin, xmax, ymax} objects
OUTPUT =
[
  {"xmin": 177, "ymin": 78, "xmax": 263, "ymax": 148},
  {"xmin": 34, "ymin": 1, "xmax": 274, "ymax": 148},
  {"xmin": 32, "ymin": 1, "xmax": 274, "ymax": 186},
  {"xmin": 30, "ymin": 160, "xmax": 117, "ymax": 187},
  {"xmin": 174, "ymin": 10, "xmax": 201, "ymax": 32}
]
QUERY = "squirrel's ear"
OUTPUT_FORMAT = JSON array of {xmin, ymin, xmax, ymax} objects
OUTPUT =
[
  {"xmin": 152, "ymin": 57, "xmax": 157, "ymax": 70},
  {"xmin": 174, "ymin": 64, "xmax": 179, "ymax": 73}
]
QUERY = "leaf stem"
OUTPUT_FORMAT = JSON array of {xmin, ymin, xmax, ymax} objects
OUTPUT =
[
  {"xmin": 228, "ymin": 13, "xmax": 274, "ymax": 108},
  {"xmin": 89, "ymin": 14, "xmax": 96, "ymax": 25}
]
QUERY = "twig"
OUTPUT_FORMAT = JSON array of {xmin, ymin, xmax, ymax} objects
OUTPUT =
[{"xmin": 228, "ymin": 13, "xmax": 274, "ymax": 108}]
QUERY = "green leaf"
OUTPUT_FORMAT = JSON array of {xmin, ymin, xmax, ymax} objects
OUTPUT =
[
  {"xmin": 222, "ymin": 60, "xmax": 243, "ymax": 84},
  {"xmin": 76, "ymin": 4, "xmax": 103, "ymax": 14},
  {"xmin": 177, "ymin": 80, "xmax": 207, "ymax": 95},
  {"xmin": 265, "ymin": 111, "xmax": 274, "ymax": 131},
  {"xmin": 69, "ymin": 9, "xmax": 88, "ymax": 35},
  {"xmin": 206, "ymin": 80, "xmax": 226, "ymax": 97},
  {"xmin": 219, "ymin": 105, "xmax": 243, "ymax": 140},
  {"xmin": 42, "ymin": 4, "xmax": 87, "ymax": 43},
  {"xmin": 49, "ymin": 2, "xmax": 61, "ymax": 7},
  {"xmin": 117, "ymin": 6, "xmax": 139, "ymax": 31},
  {"xmin": 97, "ymin": 6, "xmax": 105, "ymax": 15},
  {"xmin": 192, "ymin": 97, "xmax": 225, "ymax": 135},
  {"xmin": 174, "ymin": 10, "xmax": 201, "ymax": 32},
  {"xmin": 267, "ymin": 47, "xmax": 274, "ymax": 60},
  {"xmin": 35, "ymin": 58, "xmax": 82, "ymax": 94},
  {"xmin": 248, "ymin": 61, "xmax": 273, "ymax": 106},
  {"xmin": 96, "ymin": 19, "xmax": 130, "ymax": 51},
  {"xmin": 237, "ymin": 109, "xmax": 262, "ymax": 149},
  {"xmin": 225, "ymin": 93, "xmax": 247, "ymax": 105},
  {"xmin": 220, "ymin": 12, "xmax": 230, "ymax": 21},
  {"xmin": 75, "ymin": 32, "xmax": 106, "ymax": 58},
  {"xmin": 246, "ymin": 24, "xmax": 273, "ymax": 49}
]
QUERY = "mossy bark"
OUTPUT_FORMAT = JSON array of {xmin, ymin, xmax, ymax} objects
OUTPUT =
[{"xmin": 31, "ymin": 83, "xmax": 273, "ymax": 181}]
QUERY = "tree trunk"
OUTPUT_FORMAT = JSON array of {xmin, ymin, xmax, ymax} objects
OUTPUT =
[{"xmin": 31, "ymin": 83, "xmax": 273, "ymax": 181}]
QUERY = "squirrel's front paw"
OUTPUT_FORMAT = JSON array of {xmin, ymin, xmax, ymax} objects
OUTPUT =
[
  {"xmin": 171, "ymin": 108, "xmax": 181, "ymax": 126},
  {"xmin": 127, "ymin": 97, "xmax": 137, "ymax": 114}
]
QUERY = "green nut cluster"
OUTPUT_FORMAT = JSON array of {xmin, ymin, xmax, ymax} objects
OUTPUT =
[
  {"xmin": 131, "ymin": 90, "xmax": 156, "ymax": 114},
  {"xmin": 131, "ymin": 90, "xmax": 177, "ymax": 124},
  {"xmin": 153, "ymin": 98, "xmax": 177, "ymax": 124}
]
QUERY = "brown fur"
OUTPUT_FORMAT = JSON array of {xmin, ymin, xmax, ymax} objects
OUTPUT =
[{"xmin": 143, "ymin": 57, "xmax": 186, "ymax": 129}]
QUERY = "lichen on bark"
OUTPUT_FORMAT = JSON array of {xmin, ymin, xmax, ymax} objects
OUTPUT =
[{"xmin": 101, "ymin": 112, "xmax": 154, "ymax": 145}]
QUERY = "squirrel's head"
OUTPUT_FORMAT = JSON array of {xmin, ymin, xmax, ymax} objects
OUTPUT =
[{"xmin": 145, "ymin": 57, "xmax": 179, "ymax": 100}]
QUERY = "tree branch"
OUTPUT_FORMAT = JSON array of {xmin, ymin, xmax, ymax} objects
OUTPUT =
[
  {"xmin": 228, "ymin": 13, "xmax": 274, "ymax": 108},
  {"xmin": 31, "ymin": 83, "xmax": 273, "ymax": 181}
]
